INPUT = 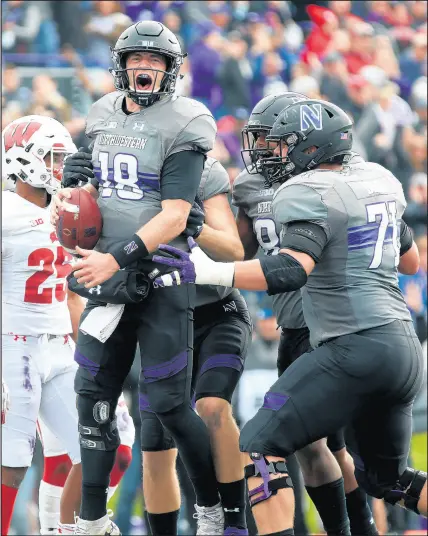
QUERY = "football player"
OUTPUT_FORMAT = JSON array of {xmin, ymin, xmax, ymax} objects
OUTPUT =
[
  {"xmin": 233, "ymin": 93, "xmax": 377, "ymax": 535},
  {"xmin": 60, "ymin": 151, "xmax": 251, "ymax": 534},
  {"xmin": 51, "ymin": 21, "xmax": 221, "ymax": 535},
  {"xmin": 1, "ymin": 116, "xmax": 135, "ymax": 536},
  {"xmin": 138, "ymin": 156, "xmax": 251, "ymax": 535},
  {"xmin": 1, "ymin": 115, "xmax": 82, "ymax": 536},
  {"xmin": 152, "ymin": 100, "xmax": 427, "ymax": 535}
]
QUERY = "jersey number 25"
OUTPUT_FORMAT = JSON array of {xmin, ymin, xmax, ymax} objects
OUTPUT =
[{"xmin": 24, "ymin": 247, "xmax": 72, "ymax": 304}]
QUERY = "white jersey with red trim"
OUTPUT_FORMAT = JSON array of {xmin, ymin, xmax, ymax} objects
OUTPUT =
[{"xmin": 2, "ymin": 191, "xmax": 73, "ymax": 336}]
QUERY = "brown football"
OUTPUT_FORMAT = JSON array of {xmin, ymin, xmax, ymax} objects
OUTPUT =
[{"xmin": 56, "ymin": 188, "xmax": 102, "ymax": 255}]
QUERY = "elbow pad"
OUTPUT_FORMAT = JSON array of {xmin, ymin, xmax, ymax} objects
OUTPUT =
[
  {"xmin": 259, "ymin": 252, "xmax": 307, "ymax": 296},
  {"xmin": 400, "ymin": 221, "xmax": 413, "ymax": 256}
]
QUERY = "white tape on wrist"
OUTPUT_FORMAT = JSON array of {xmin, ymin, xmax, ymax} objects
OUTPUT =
[{"xmin": 195, "ymin": 260, "xmax": 235, "ymax": 287}]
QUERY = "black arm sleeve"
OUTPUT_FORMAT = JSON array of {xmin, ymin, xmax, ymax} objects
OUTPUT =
[
  {"xmin": 400, "ymin": 220, "xmax": 413, "ymax": 256},
  {"xmin": 161, "ymin": 150, "xmax": 206, "ymax": 203},
  {"xmin": 280, "ymin": 220, "xmax": 328, "ymax": 263}
]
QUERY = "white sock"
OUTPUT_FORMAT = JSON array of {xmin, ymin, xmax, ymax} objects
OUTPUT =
[
  {"xmin": 39, "ymin": 480, "xmax": 63, "ymax": 533},
  {"xmin": 107, "ymin": 485, "xmax": 118, "ymax": 502}
]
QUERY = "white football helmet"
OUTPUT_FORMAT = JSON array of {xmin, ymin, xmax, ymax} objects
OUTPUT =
[{"xmin": 2, "ymin": 115, "xmax": 77, "ymax": 195}]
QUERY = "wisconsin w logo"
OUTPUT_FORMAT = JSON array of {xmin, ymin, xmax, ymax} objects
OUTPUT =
[
  {"xmin": 3, "ymin": 121, "xmax": 42, "ymax": 152},
  {"xmin": 300, "ymin": 103, "xmax": 323, "ymax": 131}
]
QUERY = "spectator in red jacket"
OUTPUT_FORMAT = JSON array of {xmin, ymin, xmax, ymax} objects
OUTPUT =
[
  {"xmin": 300, "ymin": 4, "xmax": 338, "ymax": 64},
  {"xmin": 345, "ymin": 22, "xmax": 375, "ymax": 74}
]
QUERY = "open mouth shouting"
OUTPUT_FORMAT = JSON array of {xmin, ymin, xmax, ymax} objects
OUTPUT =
[{"xmin": 135, "ymin": 73, "xmax": 154, "ymax": 91}]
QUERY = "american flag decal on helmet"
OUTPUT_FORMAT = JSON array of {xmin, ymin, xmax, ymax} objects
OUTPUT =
[{"xmin": 340, "ymin": 132, "xmax": 348, "ymax": 140}]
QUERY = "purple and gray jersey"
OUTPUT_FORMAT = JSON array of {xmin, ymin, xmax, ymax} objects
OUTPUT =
[
  {"xmin": 273, "ymin": 160, "xmax": 411, "ymax": 348},
  {"xmin": 196, "ymin": 157, "xmax": 235, "ymax": 307},
  {"xmin": 85, "ymin": 91, "xmax": 216, "ymax": 254},
  {"xmin": 232, "ymin": 168, "xmax": 306, "ymax": 329}
]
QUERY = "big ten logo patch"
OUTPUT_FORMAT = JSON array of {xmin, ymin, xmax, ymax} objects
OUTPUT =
[{"xmin": 257, "ymin": 201, "xmax": 272, "ymax": 214}]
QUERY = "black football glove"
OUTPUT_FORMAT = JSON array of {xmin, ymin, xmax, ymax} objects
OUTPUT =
[
  {"xmin": 67, "ymin": 269, "xmax": 151, "ymax": 304},
  {"xmin": 184, "ymin": 197, "xmax": 205, "ymax": 238},
  {"xmin": 62, "ymin": 147, "xmax": 94, "ymax": 188}
]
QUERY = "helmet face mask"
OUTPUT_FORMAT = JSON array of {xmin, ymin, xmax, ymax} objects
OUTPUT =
[
  {"xmin": 241, "ymin": 126, "xmax": 272, "ymax": 176},
  {"xmin": 258, "ymin": 135, "xmax": 298, "ymax": 186},
  {"xmin": 2, "ymin": 116, "xmax": 77, "ymax": 195},
  {"xmin": 110, "ymin": 21, "xmax": 186, "ymax": 107},
  {"xmin": 240, "ymin": 92, "xmax": 309, "ymax": 185}
]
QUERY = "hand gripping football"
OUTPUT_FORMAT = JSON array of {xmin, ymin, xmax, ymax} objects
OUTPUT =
[{"xmin": 56, "ymin": 188, "xmax": 102, "ymax": 255}]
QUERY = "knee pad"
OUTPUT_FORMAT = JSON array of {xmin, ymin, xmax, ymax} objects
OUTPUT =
[
  {"xmin": 244, "ymin": 453, "xmax": 293, "ymax": 507},
  {"xmin": 384, "ymin": 468, "xmax": 427, "ymax": 514},
  {"xmin": 77, "ymin": 396, "xmax": 120, "ymax": 452},
  {"xmin": 140, "ymin": 410, "xmax": 175, "ymax": 451}
]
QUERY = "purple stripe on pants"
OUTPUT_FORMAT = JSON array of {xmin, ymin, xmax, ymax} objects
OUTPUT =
[
  {"xmin": 199, "ymin": 354, "xmax": 243, "ymax": 377},
  {"xmin": 139, "ymin": 393, "xmax": 155, "ymax": 413},
  {"xmin": 74, "ymin": 349, "xmax": 100, "ymax": 377},
  {"xmin": 142, "ymin": 350, "xmax": 187, "ymax": 383},
  {"xmin": 262, "ymin": 392, "xmax": 289, "ymax": 411}
]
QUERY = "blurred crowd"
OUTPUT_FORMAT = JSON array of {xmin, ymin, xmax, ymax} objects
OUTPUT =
[{"xmin": 2, "ymin": 1, "xmax": 427, "ymax": 535}]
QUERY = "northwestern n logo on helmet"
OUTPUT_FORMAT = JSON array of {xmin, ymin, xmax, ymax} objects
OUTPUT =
[
  {"xmin": 3, "ymin": 121, "xmax": 42, "ymax": 152},
  {"xmin": 300, "ymin": 104, "xmax": 323, "ymax": 131}
]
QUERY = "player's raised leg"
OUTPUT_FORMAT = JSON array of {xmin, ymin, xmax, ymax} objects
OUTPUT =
[
  {"xmin": 239, "ymin": 339, "xmax": 371, "ymax": 536},
  {"xmin": 344, "ymin": 322, "xmax": 427, "ymax": 519}
]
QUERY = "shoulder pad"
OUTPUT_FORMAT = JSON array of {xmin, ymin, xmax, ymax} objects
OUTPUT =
[
  {"xmin": 232, "ymin": 168, "xmax": 264, "ymax": 208},
  {"xmin": 274, "ymin": 182, "xmax": 328, "ymax": 224},
  {"xmin": 86, "ymin": 92, "xmax": 123, "ymax": 138},
  {"xmin": 166, "ymin": 97, "xmax": 216, "ymax": 157},
  {"xmin": 199, "ymin": 157, "xmax": 230, "ymax": 201},
  {"xmin": 2, "ymin": 192, "xmax": 26, "ymax": 233}
]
